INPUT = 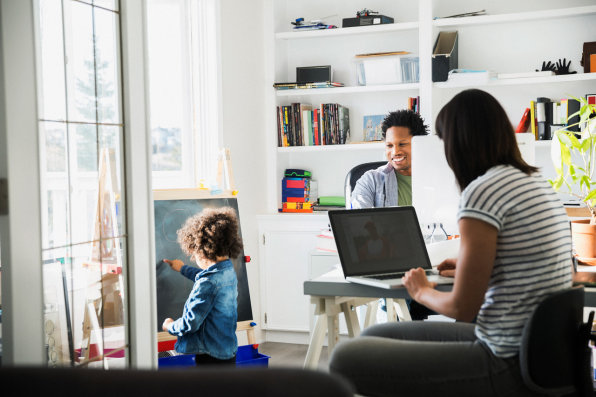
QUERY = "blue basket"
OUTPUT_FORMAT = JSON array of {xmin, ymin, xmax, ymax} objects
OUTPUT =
[{"xmin": 158, "ymin": 345, "xmax": 269, "ymax": 368}]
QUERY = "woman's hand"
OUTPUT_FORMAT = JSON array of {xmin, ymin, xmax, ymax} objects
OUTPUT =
[
  {"xmin": 403, "ymin": 267, "xmax": 437, "ymax": 301},
  {"xmin": 162, "ymin": 318, "xmax": 174, "ymax": 332},
  {"xmin": 437, "ymin": 258, "xmax": 457, "ymax": 277},
  {"xmin": 163, "ymin": 259, "xmax": 184, "ymax": 272}
]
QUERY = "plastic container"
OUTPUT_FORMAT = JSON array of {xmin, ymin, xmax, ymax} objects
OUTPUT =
[
  {"xmin": 158, "ymin": 345, "xmax": 270, "ymax": 368},
  {"xmin": 357, "ymin": 55, "xmax": 419, "ymax": 85}
]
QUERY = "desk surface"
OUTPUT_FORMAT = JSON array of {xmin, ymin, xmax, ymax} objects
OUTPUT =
[
  {"xmin": 303, "ymin": 267, "xmax": 452, "ymax": 299},
  {"xmin": 304, "ymin": 267, "xmax": 596, "ymax": 307}
]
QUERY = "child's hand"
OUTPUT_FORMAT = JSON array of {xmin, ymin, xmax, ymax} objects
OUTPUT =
[
  {"xmin": 162, "ymin": 318, "xmax": 174, "ymax": 332},
  {"xmin": 163, "ymin": 259, "xmax": 184, "ymax": 272}
]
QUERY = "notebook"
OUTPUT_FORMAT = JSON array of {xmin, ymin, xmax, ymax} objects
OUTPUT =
[{"xmin": 328, "ymin": 206, "xmax": 453, "ymax": 289}]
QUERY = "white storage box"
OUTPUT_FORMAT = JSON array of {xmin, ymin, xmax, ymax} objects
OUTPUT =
[{"xmin": 357, "ymin": 55, "xmax": 419, "ymax": 86}]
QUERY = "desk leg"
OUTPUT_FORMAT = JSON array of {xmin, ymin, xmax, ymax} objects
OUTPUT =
[
  {"xmin": 364, "ymin": 300, "xmax": 379, "ymax": 329},
  {"xmin": 304, "ymin": 298, "xmax": 327, "ymax": 369},
  {"xmin": 327, "ymin": 313, "xmax": 339, "ymax": 352},
  {"xmin": 340, "ymin": 302, "xmax": 361, "ymax": 337},
  {"xmin": 386, "ymin": 298, "xmax": 397, "ymax": 322},
  {"xmin": 395, "ymin": 298, "xmax": 412, "ymax": 322}
]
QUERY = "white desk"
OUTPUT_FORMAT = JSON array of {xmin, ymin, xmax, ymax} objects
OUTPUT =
[{"xmin": 302, "ymin": 267, "xmax": 451, "ymax": 369}]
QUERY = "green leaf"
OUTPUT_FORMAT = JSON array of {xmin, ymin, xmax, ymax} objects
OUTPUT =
[
  {"xmin": 585, "ymin": 190, "xmax": 596, "ymax": 201},
  {"xmin": 581, "ymin": 175, "xmax": 591, "ymax": 191},
  {"xmin": 557, "ymin": 131, "xmax": 572, "ymax": 147}
]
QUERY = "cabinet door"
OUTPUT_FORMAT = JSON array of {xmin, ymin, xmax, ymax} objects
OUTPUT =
[{"xmin": 262, "ymin": 230, "xmax": 320, "ymax": 331}]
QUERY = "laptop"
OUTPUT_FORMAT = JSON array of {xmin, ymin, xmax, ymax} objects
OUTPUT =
[{"xmin": 328, "ymin": 206, "xmax": 453, "ymax": 289}]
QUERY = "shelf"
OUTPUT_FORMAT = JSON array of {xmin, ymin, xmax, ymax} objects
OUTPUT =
[
  {"xmin": 434, "ymin": 73, "xmax": 596, "ymax": 89},
  {"xmin": 275, "ymin": 21, "xmax": 419, "ymax": 40},
  {"xmin": 433, "ymin": 5, "xmax": 596, "ymax": 28},
  {"xmin": 277, "ymin": 142, "xmax": 384, "ymax": 153},
  {"xmin": 275, "ymin": 83, "xmax": 419, "ymax": 97}
]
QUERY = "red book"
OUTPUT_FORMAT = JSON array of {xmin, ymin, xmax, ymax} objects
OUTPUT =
[
  {"xmin": 313, "ymin": 109, "xmax": 320, "ymax": 145},
  {"xmin": 515, "ymin": 108, "xmax": 531, "ymax": 133}
]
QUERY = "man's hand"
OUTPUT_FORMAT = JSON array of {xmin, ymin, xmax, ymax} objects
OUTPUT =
[
  {"xmin": 162, "ymin": 318, "xmax": 174, "ymax": 332},
  {"xmin": 163, "ymin": 259, "xmax": 184, "ymax": 272},
  {"xmin": 403, "ymin": 267, "xmax": 437, "ymax": 301},
  {"xmin": 437, "ymin": 258, "xmax": 457, "ymax": 277}
]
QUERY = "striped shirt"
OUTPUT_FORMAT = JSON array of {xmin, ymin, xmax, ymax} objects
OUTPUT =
[{"xmin": 458, "ymin": 165, "xmax": 573, "ymax": 358}]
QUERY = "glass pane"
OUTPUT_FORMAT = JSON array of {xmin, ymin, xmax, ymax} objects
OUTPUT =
[
  {"xmin": 94, "ymin": 7, "xmax": 121, "ymax": 124},
  {"xmin": 65, "ymin": 1, "xmax": 96, "ymax": 123},
  {"xmin": 93, "ymin": 0, "xmax": 118, "ymax": 12},
  {"xmin": 68, "ymin": 124, "xmax": 98, "ymax": 245},
  {"xmin": 71, "ymin": 240, "xmax": 127, "ymax": 368},
  {"xmin": 39, "ymin": 121, "xmax": 71, "ymax": 249},
  {"xmin": 99, "ymin": 125, "xmax": 125, "ymax": 237},
  {"xmin": 147, "ymin": 0, "xmax": 187, "ymax": 172},
  {"xmin": 37, "ymin": 0, "xmax": 67, "ymax": 120},
  {"xmin": 43, "ymin": 246, "xmax": 74, "ymax": 367}
]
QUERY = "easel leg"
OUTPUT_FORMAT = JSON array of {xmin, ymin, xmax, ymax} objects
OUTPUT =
[{"xmin": 246, "ymin": 328, "xmax": 256, "ymax": 345}]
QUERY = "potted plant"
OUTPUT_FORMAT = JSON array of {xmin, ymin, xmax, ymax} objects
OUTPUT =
[{"xmin": 550, "ymin": 95, "xmax": 596, "ymax": 260}]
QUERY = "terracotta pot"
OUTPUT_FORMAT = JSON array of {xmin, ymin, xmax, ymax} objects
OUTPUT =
[{"xmin": 571, "ymin": 219, "xmax": 596, "ymax": 260}]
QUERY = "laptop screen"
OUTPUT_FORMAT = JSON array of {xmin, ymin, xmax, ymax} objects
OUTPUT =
[{"xmin": 329, "ymin": 207, "xmax": 432, "ymax": 277}]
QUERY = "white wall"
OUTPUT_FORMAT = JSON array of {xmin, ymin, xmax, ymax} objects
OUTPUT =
[{"xmin": 219, "ymin": 0, "xmax": 267, "ymax": 343}]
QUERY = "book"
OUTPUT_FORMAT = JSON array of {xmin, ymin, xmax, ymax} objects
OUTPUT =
[
  {"xmin": 497, "ymin": 71, "xmax": 555, "ymax": 79},
  {"xmin": 300, "ymin": 104, "xmax": 313, "ymax": 145},
  {"xmin": 515, "ymin": 108, "xmax": 531, "ymax": 133},
  {"xmin": 338, "ymin": 106, "xmax": 350, "ymax": 144},
  {"xmin": 530, "ymin": 100, "xmax": 537, "ymax": 140}
]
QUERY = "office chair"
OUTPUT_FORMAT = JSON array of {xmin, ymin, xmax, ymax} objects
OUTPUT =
[
  {"xmin": 329, "ymin": 287, "xmax": 595, "ymax": 397},
  {"xmin": 344, "ymin": 161, "xmax": 386, "ymax": 207},
  {"xmin": 520, "ymin": 286, "xmax": 595, "ymax": 396}
]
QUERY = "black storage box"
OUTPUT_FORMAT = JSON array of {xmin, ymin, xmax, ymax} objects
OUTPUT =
[
  {"xmin": 432, "ymin": 31, "xmax": 458, "ymax": 82},
  {"xmin": 342, "ymin": 15, "xmax": 394, "ymax": 28},
  {"xmin": 296, "ymin": 65, "xmax": 331, "ymax": 84}
]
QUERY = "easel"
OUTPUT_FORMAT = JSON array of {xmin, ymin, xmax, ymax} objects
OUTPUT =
[
  {"xmin": 77, "ymin": 148, "xmax": 126, "ymax": 367},
  {"xmin": 156, "ymin": 148, "xmax": 257, "ymax": 353}
]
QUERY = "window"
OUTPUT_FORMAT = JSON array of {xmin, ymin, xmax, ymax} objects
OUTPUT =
[
  {"xmin": 36, "ymin": 0, "xmax": 128, "ymax": 368},
  {"xmin": 146, "ymin": 0, "xmax": 220, "ymax": 189}
]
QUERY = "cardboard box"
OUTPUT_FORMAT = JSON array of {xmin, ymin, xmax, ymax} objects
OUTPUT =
[{"xmin": 432, "ymin": 31, "xmax": 458, "ymax": 82}]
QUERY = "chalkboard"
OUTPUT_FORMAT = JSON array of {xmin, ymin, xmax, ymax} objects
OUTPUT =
[{"xmin": 153, "ymin": 194, "xmax": 252, "ymax": 331}]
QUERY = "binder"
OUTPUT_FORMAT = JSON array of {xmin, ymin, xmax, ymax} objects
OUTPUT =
[{"xmin": 530, "ymin": 100, "xmax": 537, "ymax": 140}]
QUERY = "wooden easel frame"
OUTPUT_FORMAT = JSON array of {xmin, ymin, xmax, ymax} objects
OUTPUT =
[{"xmin": 155, "ymin": 148, "xmax": 257, "ymax": 352}]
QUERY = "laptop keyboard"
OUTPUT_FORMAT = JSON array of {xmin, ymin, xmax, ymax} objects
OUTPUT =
[{"xmin": 364, "ymin": 269, "xmax": 435, "ymax": 280}]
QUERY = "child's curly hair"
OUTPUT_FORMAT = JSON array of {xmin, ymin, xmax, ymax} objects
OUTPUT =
[{"xmin": 177, "ymin": 207, "xmax": 243, "ymax": 262}]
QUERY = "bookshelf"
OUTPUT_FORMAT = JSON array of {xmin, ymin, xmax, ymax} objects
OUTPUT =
[{"xmin": 259, "ymin": 0, "xmax": 596, "ymax": 338}]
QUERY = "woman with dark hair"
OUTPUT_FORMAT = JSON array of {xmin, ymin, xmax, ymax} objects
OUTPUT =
[{"xmin": 333, "ymin": 89, "xmax": 573, "ymax": 396}]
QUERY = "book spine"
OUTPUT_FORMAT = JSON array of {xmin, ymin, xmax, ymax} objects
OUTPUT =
[
  {"xmin": 515, "ymin": 108, "xmax": 530, "ymax": 133},
  {"xmin": 313, "ymin": 109, "xmax": 320, "ymax": 145},
  {"xmin": 530, "ymin": 100, "xmax": 537, "ymax": 140}
]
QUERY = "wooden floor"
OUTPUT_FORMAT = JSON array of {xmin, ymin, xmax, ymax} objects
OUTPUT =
[{"xmin": 258, "ymin": 342, "xmax": 329, "ymax": 371}]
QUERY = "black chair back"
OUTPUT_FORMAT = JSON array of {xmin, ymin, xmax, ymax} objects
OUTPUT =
[
  {"xmin": 344, "ymin": 161, "xmax": 387, "ymax": 206},
  {"xmin": 520, "ymin": 286, "xmax": 594, "ymax": 396}
]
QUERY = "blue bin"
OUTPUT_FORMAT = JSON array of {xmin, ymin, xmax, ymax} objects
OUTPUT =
[{"xmin": 158, "ymin": 345, "xmax": 269, "ymax": 368}]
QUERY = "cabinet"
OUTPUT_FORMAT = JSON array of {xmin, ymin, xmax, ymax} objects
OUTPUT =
[
  {"xmin": 264, "ymin": 0, "xmax": 596, "ymax": 213},
  {"xmin": 257, "ymin": 214, "xmax": 330, "ymax": 333}
]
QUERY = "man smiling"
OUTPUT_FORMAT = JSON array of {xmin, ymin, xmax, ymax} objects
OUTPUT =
[{"xmin": 351, "ymin": 109, "xmax": 429, "ymax": 209}]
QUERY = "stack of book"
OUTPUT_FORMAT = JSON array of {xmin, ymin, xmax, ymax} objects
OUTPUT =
[
  {"xmin": 276, "ymin": 102, "xmax": 350, "ymax": 147},
  {"xmin": 521, "ymin": 96, "xmax": 586, "ymax": 140},
  {"xmin": 280, "ymin": 170, "xmax": 313, "ymax": 213}
]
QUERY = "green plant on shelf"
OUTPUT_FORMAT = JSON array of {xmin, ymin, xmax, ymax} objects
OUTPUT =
[{"xmin": 550, "ymin": 95, "xmax": 596, "ymax": 223}]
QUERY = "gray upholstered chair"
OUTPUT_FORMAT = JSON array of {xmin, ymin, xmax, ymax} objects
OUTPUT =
[{"xmin": 329, "ymin": 287, "xmax": 595, "ymax": 397}]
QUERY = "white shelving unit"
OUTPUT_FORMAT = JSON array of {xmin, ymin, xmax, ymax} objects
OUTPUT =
[
  {"xmin": 264, "ymin": 0, "xmax": 596, "ymax": 214},
  {"xmin": 259, "ymin": 0, "xmax": 596, "ymax": 338}
]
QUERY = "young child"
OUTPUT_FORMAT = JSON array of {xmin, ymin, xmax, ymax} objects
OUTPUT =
[{"xmin": 162, "ymin": 206, "xmax": 242, "ymax": 366}]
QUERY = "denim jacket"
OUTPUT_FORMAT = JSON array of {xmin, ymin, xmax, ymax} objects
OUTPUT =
[
  {"xmin": 168, "ymin": 259, "xmax": 238, "ymax": 359},
  {"xmin": 350, "ymin": 162, "xmax": 398, "ymax": 208}
]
